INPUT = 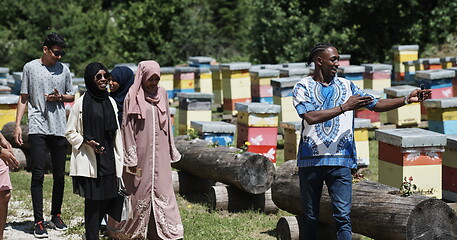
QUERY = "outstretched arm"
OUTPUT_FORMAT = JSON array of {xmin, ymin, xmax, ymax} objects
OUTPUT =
[{"xmin": 372, "ymin": 89, "xmax": 432, "ymax": 112}]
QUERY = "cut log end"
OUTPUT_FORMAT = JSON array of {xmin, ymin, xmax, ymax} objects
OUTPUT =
[
  {"xmin": 276, "ymin": 216, "xmax": 300, "ymax": 240},
  {"xmin": 407, "ymin": 198, "xmax": 457, "ymax": 240},
  {"xmin": 238, "ymin": 152, "xmax": 276, "ymax": 194}
]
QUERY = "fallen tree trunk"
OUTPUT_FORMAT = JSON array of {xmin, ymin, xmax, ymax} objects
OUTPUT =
[
  {"xmin": 171, "ymin": 170, "xmax": 217, "ymax": 195},
  {"xmin": 208, "ymin": 185, "xmax": 278, "ymax": 214},
  {"xmin": 173, "ymin": 136, "xmax": 276, "ymax": 194},
  {"xmin": 272, "ymin": 160, "xmax": 457, "ymax": 240}
]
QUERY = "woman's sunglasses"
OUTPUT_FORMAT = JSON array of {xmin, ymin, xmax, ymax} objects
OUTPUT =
[
  {"xmin": 95, "ymin": 73, "xmax": 111, "ymax": 80},
  {"xmin": 50, "ymin": 50, "xmax": 66, "ymax": 57}
]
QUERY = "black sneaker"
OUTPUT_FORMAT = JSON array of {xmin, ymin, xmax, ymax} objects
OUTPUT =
[
  {"xmin": 51, "ymin": 214, "xmax": 68, "ymax": 231},
  {"xmin": 34, "ymin": 221, "xmax": 48, "ymax": 238}
]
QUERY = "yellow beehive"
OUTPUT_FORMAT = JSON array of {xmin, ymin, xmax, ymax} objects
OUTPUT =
[
  {"xmin": 236, "ymin": 103, "xmax": 280, "ymax": 127},
  {"xmin": 354, "ymin": 118, "xmax": 371, "ymax": 166},
  {"xmin": 281, "ymin": 122, "xmax": 301, "ymax": 161},
  {"xmin": 0, "ymin": 95, "xmax": 18, "ymax": 129},
  {"xmin": 195, "ymin": 68, "xmax": 213, "ymax": 94},
  {"xmin": 178, "ymin": 110, "xmax": 212, "ymax": 134},
  {"xmin": 222, "ymin": 77, "xmax": 251, "ymax": 99},
  {"xmin": 384, "ymin": 85, "xmax": 421, "ymax": 126},
  {"xmin": 273, "ymin": 96, "xmax": 301, "ymax": 123},
  {"xmin": 211, "ymin": 65, "xmax": 223, "ymax": 105}
]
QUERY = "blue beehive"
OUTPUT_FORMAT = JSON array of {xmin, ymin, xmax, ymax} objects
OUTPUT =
[{"xmin": 190, "ymin": 121, "xmax": 236, "ymax": 146}]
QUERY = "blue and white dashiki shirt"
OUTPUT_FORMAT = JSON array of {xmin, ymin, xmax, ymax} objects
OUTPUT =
[{"xmin": 292, "ymin": 76, "xmax": 378, "ymax": 169}]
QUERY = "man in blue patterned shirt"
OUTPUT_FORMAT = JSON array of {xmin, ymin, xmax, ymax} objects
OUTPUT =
[{"xmin": 292, "ymin": 43, "xmax": 430, "ymax": 240}]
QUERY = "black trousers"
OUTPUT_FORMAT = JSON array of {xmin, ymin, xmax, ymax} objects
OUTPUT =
[
  {"xmin": 29, "ymin": 134, "xmax": 67, "ymax": 223},
  {"xmin": 84, "ymin": 198, "xmax": 115, "ymax": 240}
]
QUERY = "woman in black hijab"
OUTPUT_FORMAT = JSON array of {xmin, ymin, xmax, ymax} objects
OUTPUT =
[
  {"xmin": 65, "ymin": 62, "xmax": 124, "ymax": 240},
  {"xmin": 109, "ymin": 66, "xmax": 134, "ymax": 124}
]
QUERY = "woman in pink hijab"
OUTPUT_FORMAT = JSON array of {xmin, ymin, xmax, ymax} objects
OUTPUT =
[{"xmin": 108, "ymin": 60, "xmax": 183, "ymax": 240}]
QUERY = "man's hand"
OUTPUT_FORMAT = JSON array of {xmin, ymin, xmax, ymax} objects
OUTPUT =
[
  {"xmin": 13, "ymin": 126, "xmax": 23, "ymax": 146},
  {"xmin": 407, "ymin": 89, "xmax": 432, "ymax": 103},
  {"xmin": 342, "ymin": 95, "xmax": 374, "ymax": 111},
  {"xmin": 0, "ymin": 149, "xmax": 19, "ymax": 169},
  {"xmin": 45, "ymin": 88, "xmax": 62, "ymax": 102}
]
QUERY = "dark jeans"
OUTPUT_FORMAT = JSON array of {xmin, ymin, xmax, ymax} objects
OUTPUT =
[
  {"xmin": 29, "ymin": 134, "xmax": 67, "ymax": 223},
  {"xmin": 299, "ymin": 166, "xmax": 352, "ymax": 240},
  {"xmin": 85, "ymin": 198, "xmax": 115, "ymax": 240}
]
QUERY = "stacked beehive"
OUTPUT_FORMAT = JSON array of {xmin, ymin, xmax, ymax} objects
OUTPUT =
[
  {"xmin": 250, "ymin": 69, "xmax": 279, "ymax": 104},
  {"xmin": 210, "ymin": 65, "xmax": 223, "ymax": 105},
  {"xmin": 402, "ymin": 60, "xmax": 416, "ymax": 82},
  {"xmin": 355, "ymin": 89, "xmax": 383, "ymax": 128},
  {"xmin": 416, "ymin": 69, "xmax": 455, "ymax": 119},
  {"xmin": 440, "ymin": 57, "xmax": 455, "ymax": 69},
  {"xmin": 235, "ymin": 102, "xmax": 280, "ymax": 164},
  {"xmin": 174, "ymin": 67, "xmax": 196, "ymax": 95},
  {"xmin": 423, "ymin": 97, "xmax": 457, "ymax": 134},
  {"xmin": 443, "ymin": 135, "xmax": 457, "ymax": 201},
  {"xmin": 160, "ymin": 67, "xmax": 175, "ymax": 99},
  {"xmin": 375, "ymin": 128, "xmax": 445, "ymax": 199},
  {"xmin": 271, "ymin": 76, "xmax": 302, "ymax": 124},
  {"xmin": 280, "ymin": 121, "xmax": 301, "ymax": 161},
  {"xmin": 354, "ymin": 118, "xmax": 371, "ymax": 167},
  {"xmin": 362, "ymin": 63, "xmax": 392, "ymax": 92},
  {"xmin": 190, "ymin": 121, "xmax": 236, "ymax": 146},
  {"xmin": 423, "ymin": 58, "xmax": 442, "ymax": 70},
  {"xmin": 339, "ymin": 54, "xmax": 351, "ymax": 66},
  {"xmin": 177, "ymin": 92, "xmax": 213, "ymax": 135},
  {"xmin": 392, "ymin": 45, "xmax": 419, "ymax": 81},
  {"xmin": 195, "ymin": 67, "xmax": 213, "ymax": 94},
  {"xmin": 337, "ymin": 65, "xmax": 365, "ymax": 89},
  {"xmin": 384, "ymin": 85, "xmax": 421, "ymax": 126},
  {"xmin": 0, "ymin": 94, "xmax": 19, "ymax": 129},
  {"xmin": 220, "ymin": 62, "xmax": 252, "ymax": 115}
]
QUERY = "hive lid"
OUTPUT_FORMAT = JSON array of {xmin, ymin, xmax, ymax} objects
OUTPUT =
[
  {"xmin": 249, "ymin": 69, "xmax": 280, "ymax": 78},
  {"xmin": 384, "ymin": 85, "xmax": 417, "ymax": 97},
  {"xmin": 440, "ymin": 57, "xmax": 454, "ymax": 62},
  {"xmin": 0, "ymin": 67, "xmax": 9, "ymax": 73},
  {"xmin": 279, "ymin": 68, "xmax": 310, "ymax": 76},
  {"xmin": 190, "ymin": 121, "xmax": 236, "ymax": 133},
  {"xmin": 258, "ymin": 64, "xmax": 283, "ymax": 70},
  {"xmin": 362, "ymin": 63, "xmax": 393, "ymax": 72},
  {"xmin": 0, "ymin": 94, "xmax": 19, "ymax": 104},
  {"xmin": 270, "ymin": 76, "xmax": 302, "ymax": 88},
  {"xmin": 415, "ymin": 69, "xmax": 455, "ymax": 79},
  {"xmin": 177, "ymin": 92, "xmax": 214, "ymax": 99},
  {"xmin": 175, "ymin": 67, "xmax": 196, "ymax": 73},
  {"xmin": 423, "ymin": 58, "xmax": 441, "ymax": 65},
  {"xmin": 362, "ymin": 89, "xmax": 383, "ymax": 99},
  {"xmin": 375, "ymin": 128, "xmax": 446, "ymax": 147},
  {"xmin": 282, "ymin": 62, "xmax": 309, "ymax": 68},
  {"xmin": 392, "ymin": 45, "xmax": 419, "ymax": 51},
  {"xmin": 354, "ymin": 118, "xmax": 372, "ymax": 129},
  {"xmin": 338, "ymin": 65, "xmax": 365, "ymax": 74},
  {"xmin": 280, "ymin": 121, "xmax": 301, "ymax": 131},
  {"xmin": 188, "ymin": 56, "xmax": 214, "ymax": 64},
  {"xmin": 220, "ymin": 62, "xmax": 252, "ymax": 70},
  {"xmin": 161, "ymin": 67, "xmax": 175, "ymax": 74},
  {"xmin": 339, "ymin": 54, "xmax": 351, "ymax": 60},
  {"xmin": 235, "ymin": 102, "xmax": 281, "ymax": 113},
  {"xmin": 402, "ymin": 61, "xmax": 415, "ymax": 65},
  {"xmin": 422, "ymin": 97, "xmax": 457, "ymax": 108}
]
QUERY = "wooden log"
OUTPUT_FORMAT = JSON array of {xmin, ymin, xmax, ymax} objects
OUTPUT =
[
  {"xmin": 172, "ymin": 170, "xmax": 217, "ymax": 195},
  {"xmin": 173, "ymin": 136, "xmax": 276, "ymax": 194},
  {"xmin": 276, "ymin": 216, "xmax": 338, "ymax": 240},
  {"xmin": 272, "ymin": 160, "xmax": 457, "ymax": 240},
  {"xmin": 2, "ymin": 122, "xmax": 29, "ymax": 149},
  {"xmin": 208, "ymin": 185, "xmax": 278, "ymax": 214}
]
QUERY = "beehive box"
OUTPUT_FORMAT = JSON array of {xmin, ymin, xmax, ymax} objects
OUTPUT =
[
  {"xmin": 423, "ymin": 97, "xmax": 457, "ymax": 134},
  {"xmin": 355, "ymin": 89, "xmax": 382, "ymax": 127},
  {"xmin": 375, "ymin": 128, "xmax": 445, "ymax": 198},
  {"xmin": 161, "ymin": 67, "xmax": 175, "ymax": 99},
  {"xmin": 0, "ymin": 94, "xmax": 19, "ymax": 130},
  {"xmin": 191, "ymin": 121, "xmax": 236, "ymax": 146},
  {"xmin": 220, "ymin": 62, "xmax": 252, "ymax": 114},
  {"xmin": 250, "ymin": 69, "xmax": 279, "ymax": 104},
  {"xmin": 174, "ymin": 67, "xmax": 196, "ymax": 92},
  {"xmin": 235, "ymin": 102, "xmax": 280, "ymax": 127},
  {"xmin": 384, "ymin": 85, "xmax": 421, "ymax": 126},
  {"xmin": 440, "ymin": 57, "xmax": 455, "ymax": 69},
  {"xmin": 177, "ymin": 92, "xmax": 213, "ymax": 134},
  {"xmin": 354, "ymin": 118, "xmax": 371, "ymax": 166},
  {"xmin": 210, "ymin": 65, "xmax": 223, "ymax": 105},
  {"xmin": 402, "ymin": 60, "xmax": 416, "ymax": 82},
  {"xmin": 271, "ymin": 76, "xmax": 302, "ymax": 124},
  {"xmin": 339, "ymin": 54, "xmax": 351, "ymax": 66},
  {"xmin": 448, "ymin": 67, "xmax": 457, "ymax": 97},
  {"xmin": 188, "ymin": 56, "xmax": 214, "ymax": 68},
  {"xmin": 195, "ymin": 67, "xmax": 213, "ymax": 94},
  {"xmin": 392, "ymin": 45, "xmax": 419, "ymax": 81},
  {"xmin": 423, "ymin": 58, "xmax": 442, "ymax": 70},
  {"xmin": 338, "ymin": 65, "xmax": 365, "ymax": 89},
  {"xmin": 443, "ymin": 135, "xmax": 457, "ymax": 201},
  {"xmin": 362, "ymin": 63, "xmax": 392, "ymax": 91},
  {"xmin": 278, "ymin": 67, "xmax": 310, "ymax": 78},
  {"xmin": 280, "ymin": 121, "xmax": 301, "ymax": 161}
]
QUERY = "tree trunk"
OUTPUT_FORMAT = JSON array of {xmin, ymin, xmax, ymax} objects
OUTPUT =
[
  {"xmin": 208, "ymin": 185, "xmax": 278, "ymax": 214},
  {"xmin": 272, "ymin": 160, "xmax": 457, "ymax": 240},
  {"xmin": 173, "ymin": 136, "xmax": 276, "ymax": 194},
  {"xmin": 276, "ymin": 216, "xmax": 339, "ymax": 240}
]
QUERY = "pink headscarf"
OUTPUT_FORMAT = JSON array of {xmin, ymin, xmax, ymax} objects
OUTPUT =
[{"xmin": 125, "ymin": 60, "xmax": 168, "ymax": 129}]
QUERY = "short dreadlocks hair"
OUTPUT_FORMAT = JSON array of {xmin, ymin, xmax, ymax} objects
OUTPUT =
[
  {"xmin": 43, "ymin": 32, "xmax": 67, "ymax": 48},
  {"xmin": 307, "ymin": 43, "xmax": 336, "ymax": 65}
]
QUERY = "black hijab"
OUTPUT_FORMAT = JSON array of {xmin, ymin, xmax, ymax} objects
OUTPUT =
[
  {"xmin": 82, "ymin": 62, "xmax": 118, "ymax": 143},
  {"xmin": 110, "ymin": 66, "xmax": 134, "ymax": 124}
]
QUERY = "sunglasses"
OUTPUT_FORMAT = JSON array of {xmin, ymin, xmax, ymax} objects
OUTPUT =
[
  {"xmin": 95, "ymin": 73, "xmax": 111, "ymax": 80},
  {"xmin": 50, "ymin": 49, "xmax": 66, "ymax": 57}
]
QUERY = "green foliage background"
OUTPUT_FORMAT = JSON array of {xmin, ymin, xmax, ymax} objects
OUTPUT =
[{"xmin": 0, "ymin": 0, "xmax": 456, "ymax": 76}]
